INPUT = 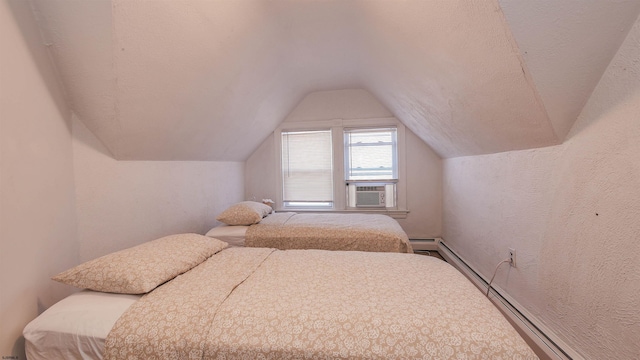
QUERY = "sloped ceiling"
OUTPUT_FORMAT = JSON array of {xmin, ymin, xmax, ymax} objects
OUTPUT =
[{"xmin": 29, "ymin": 0, "xmax": 640, "ymax": 160}]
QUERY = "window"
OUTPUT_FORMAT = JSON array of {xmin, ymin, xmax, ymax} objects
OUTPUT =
[
  {"xmin": 344, "ymin": 128, "xmax": 397, "ymax": 181},
  {"xmin": 276, "ymin": 119, "xmax": 406, "ymax": 213},
  {"xmin": 281, "ymin": 130, "xmax": 333, "ymax": 208},
  {"xmin": 344, "ymin": 127, "xmax": 398, "ymax": 208}
]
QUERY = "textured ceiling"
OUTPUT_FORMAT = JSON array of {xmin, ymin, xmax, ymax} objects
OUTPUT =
[{"xmin": 29, "ymin": 0, "xmax": 640, "ymax": 160}]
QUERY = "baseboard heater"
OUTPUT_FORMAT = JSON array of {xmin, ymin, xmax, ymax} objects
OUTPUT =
[
  {"xmin": 409, "ymin": 238, "xmax": 440, "ymax": 251},
  {"xmin": 438, "ymin": 241, "xmax": 584, "ymax": 360}
]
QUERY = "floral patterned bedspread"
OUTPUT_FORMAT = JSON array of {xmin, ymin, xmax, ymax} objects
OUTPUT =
[
  {"xmin": 105, "ymin": 248, "xmax": 537, "ymax": 359},
  {"xmin": 246, "ymin": 212, "xmax": 413, "ymax": 253}
]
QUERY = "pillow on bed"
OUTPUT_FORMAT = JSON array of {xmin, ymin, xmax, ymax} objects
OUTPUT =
[
  {"xmin": 216, "ymin": 201, "xmax": 272, "ymax": 225},
  {"xmin": 52, "ymin": 234, "xmax": 228, "ymax": 294}
]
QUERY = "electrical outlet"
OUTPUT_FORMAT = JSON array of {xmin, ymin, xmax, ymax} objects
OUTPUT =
[{"xmin": 508, "ymin": 248, "xmax": 516, "ymax": 267}]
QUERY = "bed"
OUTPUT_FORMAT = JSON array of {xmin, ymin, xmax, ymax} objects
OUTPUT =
[
  {"xmin": 24, "ymin": 234, "xmax": 537, "ymax": 359},
  {"xmin": 208, "ymin": 201, "xmax": 412, "ymax": 253}
]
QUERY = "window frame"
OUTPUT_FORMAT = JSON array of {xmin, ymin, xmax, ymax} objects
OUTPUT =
[{"xmin": 274, "ymin": 118, "xmax": 407, "ymax": 215}]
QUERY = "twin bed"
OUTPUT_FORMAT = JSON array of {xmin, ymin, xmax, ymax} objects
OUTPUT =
[
  {"xmin": 206, "ymin": 201, "xmax": 413, "ymax": 253},
  {"xmin": 208, "ymin": 212, "xmax": 413, "ymax": 253},
  {"xmin": 23, "ymin": 202, "xmax": 537, "ymax": 359}
]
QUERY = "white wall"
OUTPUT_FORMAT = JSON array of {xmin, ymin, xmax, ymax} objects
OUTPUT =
[
  {"xmin": 1, "ymin": 5, "xmax": 246, "ymax": 357},
  {"xmin": 246, "ymin": 89, "xmax": 442, "ymax": 239},
  {"xmin": 401, "ymin": 128, "xmax": 442, "ymax": 239},
  {"xmin": 282, "ymin": 88, "xmax": 396, "ymax": 123},
  {"xmin": 0, "ymin": 1, "xmax": 79, "ymax": 357},
  {"xmin": 72, "ymin": 116, "xmax": 245, "ymax": 261},
  {"xmin": 442, "ymin": 15, "xmax": 640, "ymax": 360}
]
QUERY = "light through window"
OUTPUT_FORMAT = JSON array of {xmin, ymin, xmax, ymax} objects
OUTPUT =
[
  {"xmin": 344, "ymin": 128, "xmax": 398, "ymax": 181},
  {"xmin": 281, "ymin": 130, "xmax": 333, "ymax": 208}
]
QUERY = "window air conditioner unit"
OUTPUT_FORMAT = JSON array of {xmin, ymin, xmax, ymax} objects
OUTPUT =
[{"xmin": 355, "ymin": 186, "xmax": 386, "ymax": 208}]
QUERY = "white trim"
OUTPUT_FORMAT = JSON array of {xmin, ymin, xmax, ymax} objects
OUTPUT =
[
  {"xmin": 275, "ymin": 208, "xmax": 409, "ymax": 219},
  {"xmin": 396, "ymin": 123, "xmax": 407, "ymax": 210},
  {"xmin": 274, "ymin": 129, "xmax": 283, "ymax": 210},
  {"xmin": 277, "ymin": 119, "xmax": 343, "ymax": 130},
  {"xmin": 438, "ymin": 241, "xmax": 584, "ymax": 360},
  {"xmin": 342, "ymin": 117, "xmax": 398, "ymax": 128},
  {"xmin": 332, "ymin": 126, "xmax": 345, "ymax": 209}
]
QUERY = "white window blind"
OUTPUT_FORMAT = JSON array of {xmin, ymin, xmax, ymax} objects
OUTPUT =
[
  {"xmin": 281, "ymin": 130, "xmax": 333, "ymax": 206},
  {"xmin": 344, "ymin": 127, "xmax": 397, "ymax": 181}
]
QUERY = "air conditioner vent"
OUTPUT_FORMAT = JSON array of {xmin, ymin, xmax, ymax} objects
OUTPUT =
[
  {"xmin": 356, "ymin": 186, "xmax": 385, "ymax": 192},
  {"xmin": 355, "ymin": 186, "xmax": 386, "ymax": 207}
]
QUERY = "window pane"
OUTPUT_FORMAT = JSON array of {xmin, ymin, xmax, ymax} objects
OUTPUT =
[
  {"xmin": 281, "ymin": 130, "xmax": 333, "ymax": 205},
  {"xmin": 345, "ymin": 128, "xmax": 397, "ymax": 180}
]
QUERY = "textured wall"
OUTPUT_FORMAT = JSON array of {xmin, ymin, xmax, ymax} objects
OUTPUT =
[
  {"xmin": 72, "ymin": 116, "xmax": 245, "ymax": 261},
  {"xmin": 443, "ymin": 15, "xmax": 640, "ymax": 359},
  {"xmin": 0, "ymin": 1, "xmax": 79, "ymax": 358},
  {"xmin": 498, "ymin": 0, "xmax": 640, "ymax": 140},
  {"xmin": 246, "ymin": 89, "xmax": 442, "ymax": 239},
  {"xmin": 31, "ymin": 0, "xmax": 640, "ymax": 161}
]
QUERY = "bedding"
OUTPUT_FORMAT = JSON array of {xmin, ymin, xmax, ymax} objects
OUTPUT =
[
  {"xmin": 216, "ymin": 201, "xmax": 273, "ymax": 225},
  {"xmin": 205, "ymin": 224, "xmax": 248, "ymax": 247},
  {"xmin": 23, "ymin": 291, "xmax": 141, "ymax": 359},
  {"xmin": 208, "ymin": 212, "xmax": 412, "ymax": 253},
  {"xmin": 25, "ymin": 247, "xmax": 538, "ymax": 359},
  {"xmin": 52, "ymin": 233, "xmax": 227, "ymax": 294}
]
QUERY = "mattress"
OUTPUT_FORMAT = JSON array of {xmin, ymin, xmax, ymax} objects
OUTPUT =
[
  {"xmin": 23, "ymin": 290, "xmax": 141, "ymax": 360},
  {"xmin": 205, "ymin": 224, "xmax": 248, "ymax": 247}
]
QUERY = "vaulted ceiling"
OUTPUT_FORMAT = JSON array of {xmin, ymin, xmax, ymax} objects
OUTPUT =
[{"xmin": 30, "ymin": 0, "xmax": 640, "ymax": 160}]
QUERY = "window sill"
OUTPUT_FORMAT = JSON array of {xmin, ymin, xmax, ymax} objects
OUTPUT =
[{"xmin": 275, "ymin": 208, "xmax": 409, "ymax": 219}]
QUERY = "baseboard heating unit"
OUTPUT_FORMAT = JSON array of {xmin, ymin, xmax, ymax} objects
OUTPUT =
[
  {"xmin": 409, "ymin": 238, "xmax": 440, "ymax": 251},
  {"xmin": 438, "ymin": 241, "xmax": 584, "ymax": 360}
]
